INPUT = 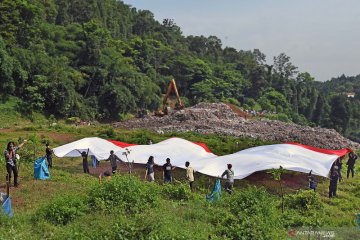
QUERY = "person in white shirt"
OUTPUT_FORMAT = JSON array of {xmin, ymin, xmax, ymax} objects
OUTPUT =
[{"xmin": 185, "ymin": 161, "xmax": 195, "ymax": 191}]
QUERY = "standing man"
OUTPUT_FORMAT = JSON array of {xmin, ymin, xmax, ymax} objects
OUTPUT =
[
  {"xmin": 45, "ymin": 143, "xmax": 53, "ymax": 168},
  {"xmin": 4, "ymin": 140, "xmax": 27, "ymax": 187},
  {"xmin": 163, "ymin": 158, "xmax": 175, "ymax": 183},
  {"xmin": 221, "ymin": 164, "xmax": 234, "ymax": 194},
  {"xmin": 106, "ymin": 150, "xmax": 121, "ymax": 174},
  {"xmin": 185, "ymin": 161, "xmax": 195, "ymax": 191},
  {"xmin": 144, "ymin": 156, "xmax": 155, "ymax": 182},
  {"xmin": 80, "ymin": 150, "xmax": 90, "ymax": 174},
  {"xmin": 347, "ymin": 152, "xmax": 358, "ymax": 178},
  {"xmin": 335, "ymin": 157, "xmax": 343, "ymax": 182},
  {"xmin": 329, "ymin": 166, "xmax": 339, "ymax": 198}
]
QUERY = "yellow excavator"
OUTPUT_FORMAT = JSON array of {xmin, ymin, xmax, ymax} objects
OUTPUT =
[{"xmin": 155, "ymin": 79, "xmax": 184, "ymax": 116}]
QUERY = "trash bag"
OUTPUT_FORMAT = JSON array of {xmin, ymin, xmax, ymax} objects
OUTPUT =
[
  {"xmin": 34, "ymin": 157, "xmax": 50, "ymax": 180},
  {"xmin": 206, "ymin": 179, "xmax": 222, "ymax": 202},
  {"xmin": 1, "ymin": 195, "xmax": 13, "ymax": 217}
]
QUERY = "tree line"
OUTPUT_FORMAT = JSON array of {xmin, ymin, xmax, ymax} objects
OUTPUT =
[{"xmin": 0, "ymin": 0, "xmax": 359, "ymax": 140}]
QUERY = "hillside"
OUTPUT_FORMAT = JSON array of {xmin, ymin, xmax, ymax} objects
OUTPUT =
[
  {"xmin": 0, "ymin": 0, "xmax": 360, "ymax": 140},
  {"xmin": 114, "ymin": 103, "xmax": 360, "ymax": 149},
  {"xmin": 0, "ymin": 96, "xmax": 359, "ymax": 239},
  {"xmin": 0, "ymin": 121, "xmax": 359, "ymax": 239}
]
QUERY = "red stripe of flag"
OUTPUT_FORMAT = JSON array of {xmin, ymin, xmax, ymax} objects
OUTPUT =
[{"xmin": 286, "ymin": 142, "xmax": 352, "ymax": 156}]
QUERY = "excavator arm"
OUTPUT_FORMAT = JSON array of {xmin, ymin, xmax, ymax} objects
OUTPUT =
[{"xmin": 161, "ymin": 79, "xmax": 184, "ymax": 113}]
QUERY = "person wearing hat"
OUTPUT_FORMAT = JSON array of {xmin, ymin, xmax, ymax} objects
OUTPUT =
[
  {"xmin": 221, "ymin": 164, "xmax": 234, "ymax": 194},
  {"xmin": 4, "ymin": 140, "xmax": 27, "ymax": 187},
  {"xmin": 329, "ymin": 166, "xmax": 339, "ymax": 198}
]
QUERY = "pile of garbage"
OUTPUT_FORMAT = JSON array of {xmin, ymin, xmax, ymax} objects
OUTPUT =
[{"xmin": 113, "ymin": 103, "xmax": 360, "ymax": 149}]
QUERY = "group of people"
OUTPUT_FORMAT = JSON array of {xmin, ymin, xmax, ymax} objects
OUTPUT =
[
  {"xmin": 144, "ymin": 156, "xmax": 191, "ymax": 187},
  {"xmin": 4, "ymin": 140, "xmax": 356, "ymax": 197},
  {"xmin": 79, "ymin": 149, "xmax": 121, "ymax": 174},
  {"xmin": 143, "ymin": 156, "xmax": 235, "ymax": 193},
  {"xmin": 328, "ymin": 152, "xmax": 357, "ymax": 198}
]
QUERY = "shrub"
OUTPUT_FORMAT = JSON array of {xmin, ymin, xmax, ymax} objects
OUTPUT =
[
  {"xmin": 277, "ymin": 113, "xmax": 291, "ymax": 123},
  {"xmin": 98, "ymin": 127, "xmax": 116, "ymax": 138},
  {"xmin": 162, "ymin": 183, "xmax": 192, "ymax": 201},
  {"xmin": 281, "ymin": 210, "xmax": 324, "ymax": 228},
  {"xmin": 118, "ymin": 113, "xmax": 134, "ymax": 121},
  {"xmin": 284, "ymin": 190, "xmax": 323, "ymax": 211},
  {"xmin": 37, "ymin": 195, "xmax": 88, "ymax": 225},
  {"xmin": 217, "ymin": 186, "xmax": 285, "ymax": 239},
  {"xmin": 224, "ymin": 97, "xmax": 240, "ymax": 106},
  {"xmin": 88, "ymin": 175, "xmax": 159, "ymax": 214},
  {"xmin": 66, "ymin": 117, "xmax": 80, "ymax": 124}
]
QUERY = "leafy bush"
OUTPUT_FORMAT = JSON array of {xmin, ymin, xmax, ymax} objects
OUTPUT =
[
  {"xmin": 224, "ymin": 97, "xmax": 240, "ymax": 106},
  {"xmin": 281, "ymin": 190, "xmax": 325, "ymax": 227},
  {"xmin": 281, "ymin": 210, "xmax": 324, "ymax": 228},
  {"xmin": 98, "ymin": 127, "xmax": 116, "ymax": 138},
  {"xmin": 37, "ymin": 195, "xmax": 88, "ymax": 225},
  {"xmin": 88, "ymin": 175, "xmax": 159, "ymax": 214},
  {"xmin": 217, "ymin": 186, "xmax": 285, "ymax": 239},
  {"xmin": 118, "ymin": 112, "xmax": 134, "ymax": 121},
  {"xmin": 66, "ymin": 117, "xmax": 80, "ymax": 124},
  {"xmin": 284, "ymin": 190, "xmax": 323, "ymax": 211},
  {"xmin": 162, "ymin": 183, "xmax": 192, "ymax": 201}
]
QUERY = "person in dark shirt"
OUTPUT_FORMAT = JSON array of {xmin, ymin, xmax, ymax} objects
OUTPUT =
[
  {"xmin": 81, "ymin": 150, "xmax": 90, "ymax": 174},
  {"xmin": 335, "ymin": 157, "xmax": 343, "ymax": 182},
  {"xmin": 45, "ymin": 143, "xmax": 53, "ymax": 168},
  {"xmin": 4, "ymin": 140, "xmax": 27, "ymax": 187},
  {"xmin": 163, "ymin": 158, "xmax": 175, "ymax": 183},
  {"xmin": 346, "ymin": 152, "xmax": 358, "ymax": 178},
  {"xmin": 144, "ymin": 156, "xmax": 155, "ymax": 182},
  {"xmin": 308, "ymin": 170, "xmax": 317, "ymax": 191},
  {"xmin": 329, "ymin": 166, "xmax": 339, "ymax": 198},
  {"xmin": 106, "ymin": 150, "xmax": 121, "ymax": 174}
]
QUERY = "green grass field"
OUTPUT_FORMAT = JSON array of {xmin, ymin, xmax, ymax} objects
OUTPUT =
[{"xmin": 0, "ymin": 100, "xmax": 359, "ymax": 239}]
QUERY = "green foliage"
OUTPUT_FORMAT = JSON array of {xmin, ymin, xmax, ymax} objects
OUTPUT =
[
  {"xmin": 282, "ymin": 190, "xmax": 325, "ymax": 228},
  {"xmin": 36, "ymin": 195, "xmax": 88, "ymax": 225},
  {"xmin": 0, "ymin": 0, "xmax": 357, "ymax": 137},
  {"xmin": 66, "ymin": 117, "xmax": 80, "ymax": 124},
  {"xmin": 118, "ymin": 112, "xmax": 134, "ymax": 121},
  {"xmin": 284, "ymin": 190, "xmax": 323, "ymax": 211},
  {"xmin": 97, "ymin": 126, "xmax": 115, "ymax": 138},
  {"xmin": 218, "ymin": 186, "xmax": 285, "ymax": 239},
  {"xmin": 162, "ymin": 183, "xmax": 192, "ymax": 201},
  {"xmin": 88, "ymin": 175, "xmax": 160, "ymax": 213}
]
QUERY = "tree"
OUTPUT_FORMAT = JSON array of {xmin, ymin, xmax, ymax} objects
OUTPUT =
[{"xmin": 329, "ymin": 95, "xmax": 350, "ymax": 133}]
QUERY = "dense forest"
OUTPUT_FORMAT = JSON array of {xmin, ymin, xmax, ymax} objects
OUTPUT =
[{"xmin": 0, "ymin": 0, "xmax": 359, "ymax": 140}]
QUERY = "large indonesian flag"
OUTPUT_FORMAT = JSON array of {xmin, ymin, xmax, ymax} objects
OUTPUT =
[{"xmin": 54, "ymin": 137, "xmax": 351, "ymax": 179}]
